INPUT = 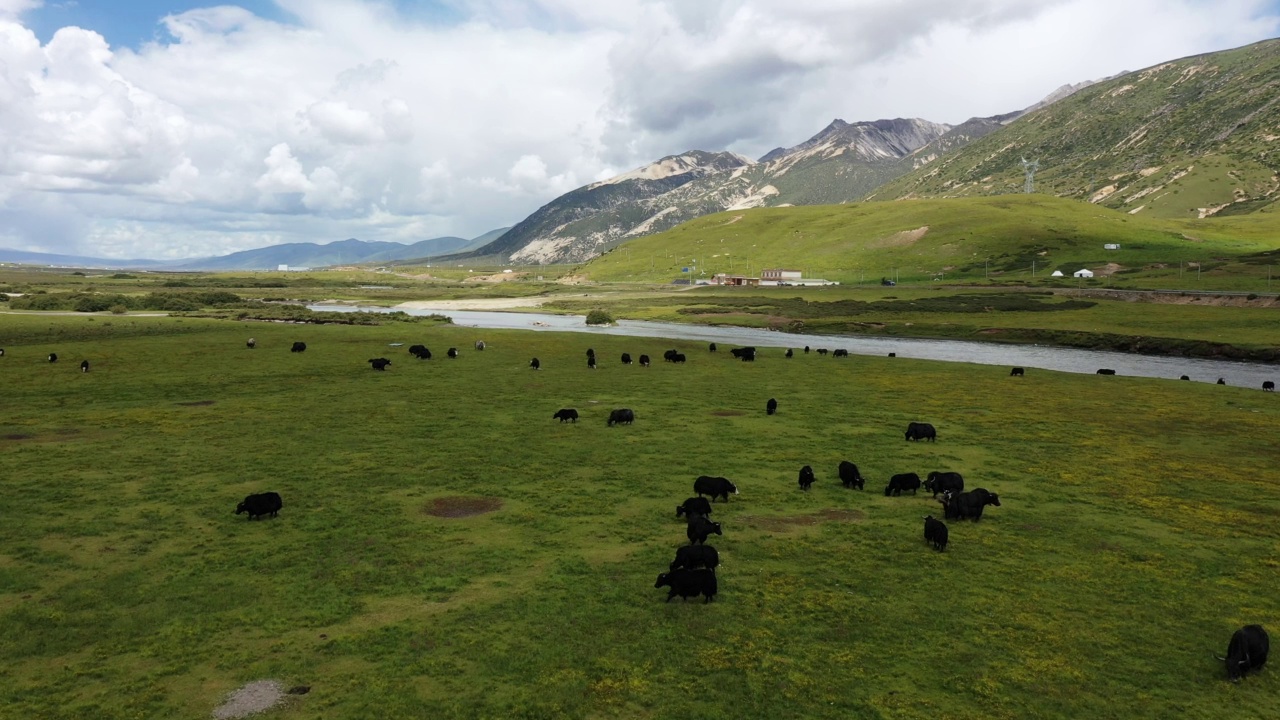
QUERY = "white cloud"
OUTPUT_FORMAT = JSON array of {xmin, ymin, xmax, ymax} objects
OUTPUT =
[{"xmin": 0, "ymin": 0, "xmax": 1275, "ymax": 259}]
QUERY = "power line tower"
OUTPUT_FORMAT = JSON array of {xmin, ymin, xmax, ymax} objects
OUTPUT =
[{"xmin": 1021, "ymin": 157, "xmax": 1040, "ymax": 194}]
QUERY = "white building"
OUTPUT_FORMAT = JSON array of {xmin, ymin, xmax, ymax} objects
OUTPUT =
[
  {"xmin": 1050, "ymin": 270, "xmax": 1064, "ymax": 277},
  {"xmin": 1073, "ymin": 269, "xmax": 1095, "ymax": 278}
]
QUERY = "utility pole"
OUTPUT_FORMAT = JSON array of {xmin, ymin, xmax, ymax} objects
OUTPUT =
[{"xmin": 1032, "ymin": 260, "xmax": 1036, "ymax": 278}]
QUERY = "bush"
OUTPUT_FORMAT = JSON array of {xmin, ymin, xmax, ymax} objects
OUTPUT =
[
  {"xmin": 109, "ymin": 305, "xmax": 128, "ymax": 314},
  {"xmin": 585, "ymin": 309, "xmax": 615, "ymax": 325},
  {"xmin": 1248, "ymin": 293, "xmax": 1259, "ymax": 300}
]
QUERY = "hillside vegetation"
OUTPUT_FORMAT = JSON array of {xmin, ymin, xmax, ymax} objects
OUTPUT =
[
  {"xmin": 873, "ymin": 39, "xmax": 1280, "ymax": 220},
  {"xmin": 581, "ymin": 195, "xmax": 1280, "ymax": 288},
  {"xmin": 1, "ymin": 316, "xmax": 1277, "ymax": 718}
]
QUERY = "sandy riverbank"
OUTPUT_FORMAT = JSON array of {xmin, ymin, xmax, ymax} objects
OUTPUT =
[{"xmin": 393, "ymin": 298, "xmax": 553, "ymax": 311}]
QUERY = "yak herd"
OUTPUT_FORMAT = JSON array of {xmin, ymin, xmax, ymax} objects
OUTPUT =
[{"xmin": 3, "ymin": 332, "xmax": 1269, "ymax": 682}]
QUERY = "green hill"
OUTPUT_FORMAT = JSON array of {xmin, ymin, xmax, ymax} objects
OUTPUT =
[
  {"xmin": 870, "ymin": 39, "xmax": 1280, "ymax": 220},
  {"xmin": 581, "ymin": 195, "xmax": 1280, "ymax": 285}
]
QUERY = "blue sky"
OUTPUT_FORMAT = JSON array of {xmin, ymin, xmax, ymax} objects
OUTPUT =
[{"xmin": 24, "ymin": 1, "xmax": 468, "ymax": 48}]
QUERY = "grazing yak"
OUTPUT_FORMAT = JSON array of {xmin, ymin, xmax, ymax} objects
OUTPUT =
[
  {"xmin": 739, "ymin": 350, "xmax": 756, "ymax": 362},
  {"xmin": 368, "ymin": 358, "xmax": 391, "ymax": 371},
  {"xmin": 686, "ymin": 516, "xmax": 723, "ymax": 545},
  {"xmin": 816, "ymin": 348, "xmax": 829, "ymax": 356},
  {"xmin": 1265, "ymin": 381, "xmax": 1275, "ymax": 391},
  {"xmin": 885, "ymin": 472, "xmax": 921, "ymax": 496},
  {"xmin": 709, "ymin": 343, "xmax": 717, "ymax": 353},
  {"xmin": 48, "ymin": 353, "xmax": 57, "ymax": 363},
  {"xmin": 621, "ymin": 353, "xmax": 632, "ymax": 364},
  {"xmin": 1096, "ymin": 368, "xmax": 1116, "ymax": 375},
  {"xmin": 1219, "ymin": 625, "xmax": 1269, "ymax": 681},
  {"xmin": 924, "ymin": 471, "xmax": 964, "ymax": 498},
  {"xmin": 587, "ymin": 356, "xmax": 597, "ymax": 369},
  {"xmin": 236, "ymin": 491, "xmax": 283, "ymax": 520},
  {"xmin": 474, "ymin": 340, "xmax": 485, "ymax": 351},
  {"xmin": 730, "ymin": 347, "xmax": 756, "ymax": 360},
  {"xmin": 553, "ymin": 408, "xmax": 579, "ymax": 423},
  {"xmin": 798, "ymin": 465, "xmax": 816, "ymax": 491},
  {"xmin": 655, "ymin": 569, "xmax": 718, "ymax": 603},
  {"xmin": 804, "ymin": 346, "xmax": 810, "ymax": 354},
  {"xmin": 1010, "ymin": 367, "xmax": 1024, "ymax": 376},
  {"xmin": 409, "ymin": 345, "xmax": 431, "ymax": 360},
  {"xmin": 905, "ymin": 422, "xmax": 936, "ymax": 442},
  {"xmin": 1217, "ymin": 378, "xmax": 1227, "ymax": 385},
  {"xmin": 766, "ymin": 398, "xmax": 778, "ymax": 415},
  {"xmin": 833, "ymin": 349, "xmax": 849, "ymax": 358},
  {"xmin": 676, "ymin": 496, "xmax": 713, "ymax": 519},
  {"xmin": 586, "ymin": 348, "xmax": 595, "ymax": 359},
  {"xmin": 246, "ymin": 338, "xmax": 256, "ymax": 349},
  {"xmin": 663, "ymin": 349, "xmax": 678, "ymax": 362},
  {"xmin": 639, "ymin": 354, "xmax": 651, "ymax": 367},
  {"xmin": 80, "ymin": 360, "xmax": 90, "ymax": 373},
  {"xmin": 888, "ymin": 352, "xmax": 896, "ymax": 357},
  {"xmin": 670, "ymin": 544, "xmax": 719, "ymax": 572},
  {"xmin": 672, "ymin": 353, "xmax": 687, "ymax": 363},
  {"xmin": 1180, "ymin": 375, "xmax": 1190, "ymax": 381},
  {"xmin": 942, "ymin": 488, "xmax": 1001, "ymax": 521},
  {"xmin": 447, "ymin": 347, "xmax": 458, "ymax": 359},
  {"xmin": 923, "ymin": 515, "xmax": 948, "ymax": 552},
  {"xmin": 838, "ymin": 461, "xmax": 865, "ymax": 490},
  {"xmin": 607, "ymin": 408, "xmax": 635, "ymax": 426},
  {"xmin": 694, "ymin": 475, "xmax": 738, "ymax": 502},
  {"xmin": 785, "ymin": 348, "xmax": 793, "ymax": 358},
  {"xmin": 291, "ymin": 342, "xmax": 306, "ymax": 353},
  {"xmin": 530, "ymin": 357, "xmax": 540, "ymax": 370},
  {"xmin": 0, "ymin": 348, "xmax": 5, "ymax": 356}
]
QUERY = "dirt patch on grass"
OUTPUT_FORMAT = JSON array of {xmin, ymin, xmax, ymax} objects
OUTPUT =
[
  {"xmin": 744, "ymin": 509, "xmax": 865, "ymax": 532},
  {"xmin": 212, "ymin": 680, "xmax": 287, "ymax": 719},
  {"xmin": 1094, "ymin": 263, "xmax": 1125, "ymax": 277},
  {"xmin": 871, "ymin": 226, "xmax": 929, "ymax": 249},
  {"xmin": 1, "ymin": 433, "xmax": 33, "ymax": 441},
  {"xmin": 177, "ymin": 400, "xmax": 216, "ymax": 407},
  {"xmin": 424, "ymin": 496, "xmax": 503, "ymax": 518},
  {"xmin": 711, "ymin": 410, "xmax": 745, "ymax": 417}
]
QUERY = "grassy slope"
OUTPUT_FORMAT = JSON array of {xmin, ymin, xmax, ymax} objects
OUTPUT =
[
  {"xmin": 581, "ymin": 195, "xmax": 1280, "ymax": 288},
  {"xmin": 871, "ymin": 39, "xmax": 1280, "ymax": 220},
  {"xmin": 1, "ymin": 315, "xmax": 1278, "ymax": 719}
]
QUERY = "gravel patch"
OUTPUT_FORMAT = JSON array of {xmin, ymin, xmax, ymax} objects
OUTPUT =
[{"xmin": 212, "ymin": 680, "xmax": 286, "ymax": 719}]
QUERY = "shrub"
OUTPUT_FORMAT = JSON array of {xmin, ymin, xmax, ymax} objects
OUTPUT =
[
  {"xmin": 585, "ymin": 309, "xmax": 615, "ymax": 325},
  {"xmin": 1248, "ymin": 293, "xmax": 1259, "ymax": 300},
  {"xmin": 109, "ymin": 305, "xmax": 128, "ymax": 314}
]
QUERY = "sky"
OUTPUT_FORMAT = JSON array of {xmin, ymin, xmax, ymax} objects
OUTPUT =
[{"xmin": 0, "ymin": 1, "xmax": 1277, "ymax": 260}]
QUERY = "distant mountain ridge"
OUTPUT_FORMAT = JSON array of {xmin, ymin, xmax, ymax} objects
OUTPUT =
[{"xmin": 0, "ymin": 229, "xmax": 509, "ymax": 271}]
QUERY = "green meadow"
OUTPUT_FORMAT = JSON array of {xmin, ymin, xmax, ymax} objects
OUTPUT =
[
  {"xmin": 578, "ymin": 195, "xmax": 1280, "ymax": 291},
  {"xmin": 1, "ymin": 314, "xmax": 1278, "ymax": 719}
]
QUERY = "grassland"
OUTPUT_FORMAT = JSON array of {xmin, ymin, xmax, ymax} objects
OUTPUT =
[
  {"xmin": 1, "ymin": 314, "xmax": 1278, "ymax": 719},
  {"xmin": 577, "ymin": 195, "xmax": 1280, "ymax": 291}
]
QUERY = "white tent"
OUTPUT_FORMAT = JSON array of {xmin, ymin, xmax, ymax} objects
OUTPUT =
[
  {"xmin": 1050, "ymin": 270, "xmax": 1064, "ymax": 277},
  {"xmin": 1073, "ymin": 269, "xmax": 1094, "ymax": 278}
]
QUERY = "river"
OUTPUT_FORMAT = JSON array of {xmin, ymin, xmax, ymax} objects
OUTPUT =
[{"xmin": 309, "ymin": 304, "xmax": 1278, "ymax": 388}]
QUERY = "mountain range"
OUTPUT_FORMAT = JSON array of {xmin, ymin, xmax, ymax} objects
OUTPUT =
[
  {"xmin": 0, "ymin": 229, "xmax": 507, "ymax": 271},
  {"xmin": 462, "ymin": 38, "xmax": 1280, "ymax": 264}
]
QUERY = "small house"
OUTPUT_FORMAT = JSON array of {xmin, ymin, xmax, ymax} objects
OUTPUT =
[{"xmin": 1073, "ymin": 269, "xmax": 1094, "ymax": 278}]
